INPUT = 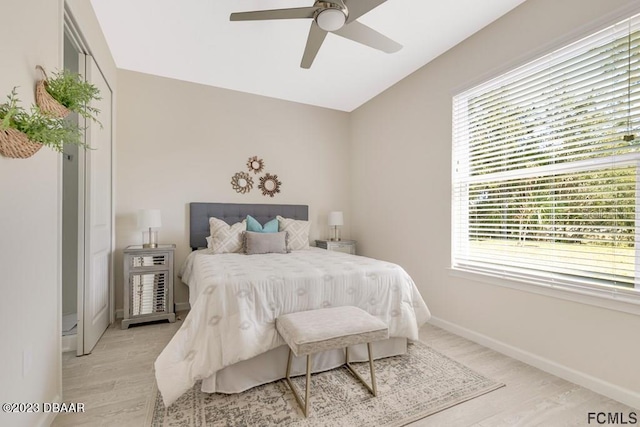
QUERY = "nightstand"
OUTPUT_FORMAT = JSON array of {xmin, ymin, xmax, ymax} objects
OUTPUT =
[
  {"xmin": 315, "ymin": 239, "xmax": 357, "ymax": 255},
  {"xmin": 122, "ymin": 244, "xmax": 176, "ymax": 329}
]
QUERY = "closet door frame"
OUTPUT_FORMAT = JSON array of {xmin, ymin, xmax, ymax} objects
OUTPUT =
[{"xmin": 64, "ymin": 8, "xmax": 115, "ymax": 356}]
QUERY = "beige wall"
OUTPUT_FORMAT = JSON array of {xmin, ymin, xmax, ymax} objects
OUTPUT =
[
  {"xmin": 115, "ymin": 70, "xmax": 351, "ymax": 308},
  {"xmin": 351, "ymin": 0, "xmax": 640, "ymax": 407},
  {"xmin": 0, "ymin": 2, "xmax": 62, "ymax": 427},
  {"xmin": 0, "ymin": 2, "xmax": 115, "ymax": 426}
]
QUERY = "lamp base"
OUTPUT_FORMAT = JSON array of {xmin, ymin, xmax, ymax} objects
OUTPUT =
[
  {"xmin": 143, "ymin": 229, "xmax": 158, "ymax": 248},
  {"xmin": 330, "ymin": 226, "xmax": 341, "ymax": 241}
]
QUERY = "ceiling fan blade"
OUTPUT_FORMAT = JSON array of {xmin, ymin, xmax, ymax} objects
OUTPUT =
[
  {"xmin": 230, "ymin": 7, "xmax": 319, "ymax": 22},
  {"xmin": 301, "ymin": 21, "xmax": 328, "ymax": 69},
  {"xmin": 333, "ymin": 21, "xmax": 401, "ymax": 53},
  {"xmin": 343, "ymin": 0, "xmax": 387, "ymax": 24}
]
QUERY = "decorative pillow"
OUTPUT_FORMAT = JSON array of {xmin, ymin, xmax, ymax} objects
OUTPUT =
[
  {"xmin": 246, "ymin": 215, "xmax": 279, "ymax": 233},
  {"xmin": 243, "ymin": 231, "xmax": 290, "ymax": 255},
  {"xmin": 208, "ymin": 217, "xmax": 247, "ymax": 254},
  {"xmin": 276, "ymin": 215, "xmax": 310, "ymax": 251}
]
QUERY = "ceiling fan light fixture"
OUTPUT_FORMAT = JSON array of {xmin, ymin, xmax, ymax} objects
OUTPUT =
[{"xmin": 316, "ymin": 8, "xmax": 346, "ymax": 32}]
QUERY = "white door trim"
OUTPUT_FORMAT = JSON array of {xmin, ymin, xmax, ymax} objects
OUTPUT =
[{"xmin": 63, "ymin": 7, "xmax": 115, "ymax": 356}]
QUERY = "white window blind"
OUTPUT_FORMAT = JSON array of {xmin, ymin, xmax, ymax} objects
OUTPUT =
[{"xmin": 452, "ymin": 13, "xmax": 640, "ymax": 300}]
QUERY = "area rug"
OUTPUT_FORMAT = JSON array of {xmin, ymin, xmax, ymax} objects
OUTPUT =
[{"xmin": 150, "ymin": 342, "xmax": 504, "ymax": 426}]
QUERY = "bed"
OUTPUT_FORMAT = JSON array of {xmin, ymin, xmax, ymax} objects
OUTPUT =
[{"xmin": 155, "ymin": 203, "xmax": 431, "ymax": 407}]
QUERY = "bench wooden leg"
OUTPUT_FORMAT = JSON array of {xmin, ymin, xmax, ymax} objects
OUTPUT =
[
  {"xmin": 345, "ymin": 342, "xmax": 378, "ymax": 396},
  {"xmin": 284, "ymin": 348, "xmax": 312, "ymax": 417}
]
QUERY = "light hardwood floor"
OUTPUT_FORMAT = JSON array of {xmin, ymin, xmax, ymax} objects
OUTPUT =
[{"xmin": 52, "ymin": 314, "xmax": 636, "ymax": 426}]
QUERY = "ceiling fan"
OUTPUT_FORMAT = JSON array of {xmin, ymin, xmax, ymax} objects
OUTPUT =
[{"xmin": 230, "ymin": 0, "xmax": 402, "ymax": 69}]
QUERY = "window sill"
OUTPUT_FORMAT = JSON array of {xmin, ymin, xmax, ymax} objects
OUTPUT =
[{"xmin": 448, "ymin": 267, "xmax": 640, "ymax": 316}]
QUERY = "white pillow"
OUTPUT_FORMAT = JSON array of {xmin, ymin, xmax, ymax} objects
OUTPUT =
[
  {"xmin": 208, "ymin": 217, "xmax": 247, "ymax": 254},
  {"xmin": 276, "ymin": 215, "xmax": 310, "ymax": 251}
]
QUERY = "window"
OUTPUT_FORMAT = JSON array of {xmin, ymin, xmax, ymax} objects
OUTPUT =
[{"xmin": 452, "ymin": 13, "xmax": 640, "ymax": 302}]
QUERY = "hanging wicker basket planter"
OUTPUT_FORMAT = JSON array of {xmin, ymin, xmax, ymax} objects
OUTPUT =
[
  {"xmin": 0, "ymin": 128, "xmax": 43, "ymax": 159},
  {"xmin": 35, "ymin": 65, "xmax": 70, "ymax": 119}
]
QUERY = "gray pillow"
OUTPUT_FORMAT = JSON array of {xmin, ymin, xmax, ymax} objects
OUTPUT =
[{"xmin": 243, "ymin": 231, "xmax": 290, "ymax": 255}]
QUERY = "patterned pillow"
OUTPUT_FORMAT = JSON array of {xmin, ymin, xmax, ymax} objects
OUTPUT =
[
  {"xmin": 208, "ymin": 217, "xmax": 247, "ymax": 254},
  {"xmin": 276, "ymin": 215, "xmax": 310, "ymax": 251}
]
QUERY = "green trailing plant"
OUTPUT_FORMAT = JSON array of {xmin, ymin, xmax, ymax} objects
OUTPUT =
[
  {"xmin": 0, "ymin": 88, "xmax": 19, "ymax": 130},
  {"xmin": 0, "ymin": 88, "xmax": 87, "ymax": 153},
  {"xmin": 44, "ymin": 69, "xmax": 101, "ymax": 124}
]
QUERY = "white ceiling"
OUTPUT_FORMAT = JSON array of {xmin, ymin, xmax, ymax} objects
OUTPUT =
[{"xmin": 90, "ymin": 0, "xmax": 526, "ymax": 112}]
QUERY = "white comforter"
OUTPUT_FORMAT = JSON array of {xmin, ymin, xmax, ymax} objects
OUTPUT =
[{"xmin": 155, "ymin": 248, "xmax": 431, "ymax": 406}]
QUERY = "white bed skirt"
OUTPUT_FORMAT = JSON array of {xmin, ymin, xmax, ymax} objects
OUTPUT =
[{"xmin": 202, "ymin": 337, "xmax": 408, "ymax": 394}]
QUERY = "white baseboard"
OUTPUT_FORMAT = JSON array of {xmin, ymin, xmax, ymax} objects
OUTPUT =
[
  {"xmin": 37, "ymin": 393, "xmax": 61, "ymax": 427},
  {"xmin": 61, "ymin": 334, "xmax": 76, "ymax": 353},
  {"xmin": 429, "ymin": 316, "xmax": 640, "ymax": 410}
]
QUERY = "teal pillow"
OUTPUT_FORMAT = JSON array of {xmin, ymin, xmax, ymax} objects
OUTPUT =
[{"xmin": 246, "ymin": 215, "xmax": 279, "ymax": 233}]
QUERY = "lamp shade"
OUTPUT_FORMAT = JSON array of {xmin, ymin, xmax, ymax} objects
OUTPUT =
[
  {"xmin": 328, "ymin": 211, "xmax": 344, "ymax": 227},
  {"xmin": 138, "ymin": 209, "xmax": 162, "ymax": 229}
]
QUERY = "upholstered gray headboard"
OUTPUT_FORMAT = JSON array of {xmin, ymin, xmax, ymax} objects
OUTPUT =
[{"xmin": 189, "ymin": 202, "xmax": 309, "ymax": 250}]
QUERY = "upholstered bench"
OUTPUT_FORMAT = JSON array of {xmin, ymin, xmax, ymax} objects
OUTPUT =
[{"xmin": 276, "ymin": 306, "xmax": 389, "ymax": 417}]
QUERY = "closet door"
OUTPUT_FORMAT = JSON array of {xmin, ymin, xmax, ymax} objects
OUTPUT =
[{"xmin": 79, "ymin": 56, "xmax": 113, "ymax": 355}]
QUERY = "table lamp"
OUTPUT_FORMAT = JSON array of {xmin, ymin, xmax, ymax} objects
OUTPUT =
[{"xmin": 328, "ymin": 211, "xmax": 344, "ymax": 241}]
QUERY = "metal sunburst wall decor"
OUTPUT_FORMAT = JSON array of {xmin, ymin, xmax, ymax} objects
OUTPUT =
[
  {"xmin": 231, "ymin": 171, "xmax": 254, "ymax": 194},
  {"xmin": 247, "ymin": 156, "xmax": 265, "ymax": 174},
  {"xmin": 258, "ymin": 173, "xmax": 282, "ymax": 197}
]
